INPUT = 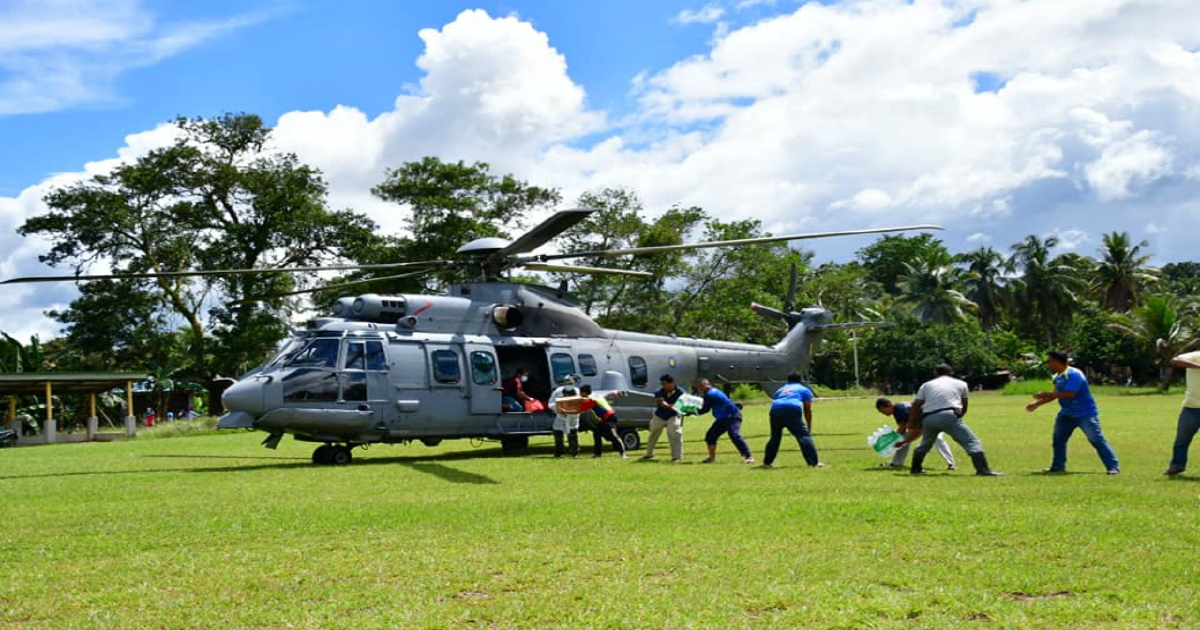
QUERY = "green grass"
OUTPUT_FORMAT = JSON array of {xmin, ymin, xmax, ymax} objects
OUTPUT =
[{"xmin": 2, "ymin": 392, "xmax": 1198, "ymax": 629}]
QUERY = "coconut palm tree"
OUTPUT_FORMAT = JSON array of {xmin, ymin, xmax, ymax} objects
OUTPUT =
[
  {"xmin": 1109, "ymin": 294, "xmax": 1200, "ymax": 390},
  {"xmin": 1093, "ymin": 231, "xmax": 1158, "ymax": 312},
  {"xmin": 1008, "ymin": 235, "xmax": 1085, "ymax": 346},
  {"xmin": 956, "ymin": 247, "xmax": 1009, "ymax": 332},
  {"xmin": 895, "ymin": 255, "xmax": 977, "ymax": 324}
]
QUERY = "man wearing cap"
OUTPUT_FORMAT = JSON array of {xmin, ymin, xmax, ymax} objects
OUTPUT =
[
  {"xmin": 548, "ymin": 376, "xmax": 581, "ymax": 458},
  {"xmin": 1025, "ymin": 350, "xmax": 1119, "ymax": 474},
  {"xmin": 642, "ymin": 374, "xmax": 685, "ymax": 461},
  {"xmin": 895, "ymin": 364, "xmax": 1001, "ymax": 476},
  {"xmin": 1163, "ymin": 349, "xmax": 1200, "ymax": 476}
]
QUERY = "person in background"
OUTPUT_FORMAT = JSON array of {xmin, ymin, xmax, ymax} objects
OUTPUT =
[
  {"xmin": 875, "ymin": 397, "xmax": 956, "ymax": 470},
  {"xmin": 691, "ymin": 379, "xmax": 754, "ymax": 464},
  {"xmin": 1163, "ymin": 349, "xmax": 1200, "ymax": 476},
  {"xmin": 548, "ymin": 376, "xmax": 581, "ymax": 458},
  {"xmin": 502, "ymin": 368, "xmax": 532, "ymax": 412},
  {"xmin": 642, "ymin": 374, "xmax": 685, "ymax": 461},
  {"xmin": 1025, "ymin": 350, "xmax": 1119, "ymax": 475},
  {"xmin": 762, "ymin": 373, "xmax": 825, "ymax": 469},
  {"xmin": 578, "ymin": 384, "xmax": 628, "ymax": 459}
]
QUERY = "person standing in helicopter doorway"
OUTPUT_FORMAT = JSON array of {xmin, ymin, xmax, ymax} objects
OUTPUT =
[
  {"xmin": 548, "ymin": 376, "xmax": 581, "ymax": 458},
  {"xmin": 642, "ymin": 374, "xmax": 685, "ymax": 461},
  {"xmin": 577, "ymin": 384, "xmax": 628, "ymax": 459},
  {"xmin": 690, "ymin": 379, "xmax": 754, "ymax": 464}
]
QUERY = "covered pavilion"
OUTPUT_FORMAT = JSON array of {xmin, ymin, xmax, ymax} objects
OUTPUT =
[{"xmin": 0, "ymin": 373, "xmax": 149, "ymax": 444}]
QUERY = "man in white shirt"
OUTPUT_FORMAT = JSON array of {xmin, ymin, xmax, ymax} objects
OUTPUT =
[
  {"xmin": 1163, "ymin": 350, "xmax": 1200, "ymax": 476},
  {"xmin": 895, "ymin": 364, "xmax": 1002, "ymax": 476},
  {"xmin": 548, "ymin": 376, "xmax": 581, "ymax": 458}
]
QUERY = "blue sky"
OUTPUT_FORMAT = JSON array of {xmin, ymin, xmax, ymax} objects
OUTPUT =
[{"xmin": 2, "ymin": 0, "xmax": 1199, "ymax": 340}]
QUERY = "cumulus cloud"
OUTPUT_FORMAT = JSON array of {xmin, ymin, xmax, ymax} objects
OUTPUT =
[
  {"xmin": 673, "ymin": 4, "xmax": 726, "ymax": 25},
  {"xmin": 4, "ymin": 1, "xmax": 1200, "ymax": 338}
]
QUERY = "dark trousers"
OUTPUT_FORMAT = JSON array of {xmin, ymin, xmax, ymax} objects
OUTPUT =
[
  {"xmin": 553, "ymin": 430, "xmax": 579, "ymax": 457},
  {"xmin": 764, "ymin": 406, "xmax": 819, "ymax": 466},
  {"xmin": 704, "ymin": 416, "xmax": 751, "ymax": 458},
  {"xmin": 592, "ymin": 419, "xmax": 625, "ymax": 456}
]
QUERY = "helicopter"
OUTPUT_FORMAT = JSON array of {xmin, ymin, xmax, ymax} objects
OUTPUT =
[{"xmin": 6, "ymin": 207, "xmax": 938, "ymax": 464}]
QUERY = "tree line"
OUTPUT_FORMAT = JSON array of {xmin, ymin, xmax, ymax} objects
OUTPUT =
[{"xmin": 4, "ymin": 113, "xmax": 1199, "ymax": 412}]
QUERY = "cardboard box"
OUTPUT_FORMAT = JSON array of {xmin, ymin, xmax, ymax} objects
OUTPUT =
[{"xmin": 555, "ymin": 396, "xmax": 585, "ymax": 415}]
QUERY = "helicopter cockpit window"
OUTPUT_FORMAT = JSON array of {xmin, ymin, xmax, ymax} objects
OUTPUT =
[
  {"xmin": 470, "ymin": 351, "xmax": 497, "ymax": 385},
  {"xmin": 284, "ymin": 338, "xmax": 340, "ymax": 369},
  {"xmin": 551, "ymin": 353, "xmax": 576, "ymax": 384},
  {"xmin": 578, "ymin": 354, "xmax": 598, "ymax": 377},
  {"xmin": 431, "ymin": 350, "xmax": 461, "ymax": 384},
  {"xmin": 282, "ymin": 369, "xmax": 339, "ymax": 401},
  {"xmin": 628, "ymin": 356, "xmax": 648, "ymax": 387}
]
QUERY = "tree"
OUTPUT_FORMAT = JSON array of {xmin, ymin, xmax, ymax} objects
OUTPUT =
[
  {"xmin": 894, "ymin": 255, "xmax": 977, "ymax": 324},
  {"xmin": 1065, "ymin": 305, "xmax": 1152, "ymax": 382},
  {"xmin": 1007, "ymin": 235, "xmax": 1085, "ymax": 346},
  {"xmin": 370, "ymin": 157, "xmax": 561, "ymax": 289},
  {"xmin": 956, "ymin": 247, "xmax": 1009, "ymax": 332},
  {"xmin": 21, "ymin": 113, "xmax": 378, "ymax": 383},
  {"xmin": 1160, "ymin": 261, "xmax": 1200, "ymax": 299},
  {"xmin": 1109, "ymin": 294, "xmax": 1200, "ymax": 391},
  {"xmin": 1092, "ymin": 231, "xmax": 1157, "ymax": 311},
  {"xmin": 856, "ymin": 233, "xmax": 951, "ymax": 295},
  {"xmin": 859, "ymin": 318, "xmax": 1002, "ymax": 391}
]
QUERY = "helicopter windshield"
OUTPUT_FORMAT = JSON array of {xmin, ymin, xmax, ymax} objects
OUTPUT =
[{"xmin": 282, "ymin": 338, "xmax": 341, "ymax": 369}]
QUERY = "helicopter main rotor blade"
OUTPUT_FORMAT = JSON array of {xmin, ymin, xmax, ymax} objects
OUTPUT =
[
  {"xmin": 493, "ymin": 208, "xmax": 595, "ymax": 257},
  {"xmin": 227, "ymin": 268, "xmax": 439, "ymax": 305},
  {"xmin": 537, "ymin": 224, "xmax": 943, "ymax": 261},
  {"xmin": 523, "ymin": 262, "xmax": 653, "ymax": 278},
  {"xmin": 1, "ymin": 260, "xmax": 451, "ymax": 284}
]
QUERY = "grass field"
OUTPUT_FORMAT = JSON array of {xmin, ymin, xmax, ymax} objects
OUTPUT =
[{"xmin": 2, "ymin": 392, "xmax": 1199, "ymax": 629}]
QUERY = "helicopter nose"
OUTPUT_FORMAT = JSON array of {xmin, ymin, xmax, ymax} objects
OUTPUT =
[{"xmin": 222, "ymin": 378, "xmax": 265, "ymax": 416}]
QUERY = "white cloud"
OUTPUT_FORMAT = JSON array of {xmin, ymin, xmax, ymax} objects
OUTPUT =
[
  {"xmin": 673, "ymin": 4, "xmax": 726, "ymax": 25},
  {"xmin": 0, "ymin": 0, "xmax": 275, "ymax": 115},
  {"xmin": 4, "ymin": 1, "xmax": 1200, "ymax": 338},
  {"xmin": 1047, "ymin": 228, "xmax": 1090, "ymax": 251},
  {"xmin": 1145, "ymin": 222, "xmax": 1162, "ymax": 234}
]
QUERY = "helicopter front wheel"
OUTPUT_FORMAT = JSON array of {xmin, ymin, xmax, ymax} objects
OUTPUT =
[{"xmin": 312, "ymin": 444, "xmax": 354, "ymax": 465}]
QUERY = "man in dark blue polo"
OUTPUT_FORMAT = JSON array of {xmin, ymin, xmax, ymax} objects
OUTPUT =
[{"xmin": 691, "ymin": 379, "xmax": 754, "ymax": 464}]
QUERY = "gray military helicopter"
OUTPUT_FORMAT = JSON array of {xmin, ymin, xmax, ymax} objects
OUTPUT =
[{"xmin": 7, "ymin": 208, "xmax": 937, "ymax": 464}]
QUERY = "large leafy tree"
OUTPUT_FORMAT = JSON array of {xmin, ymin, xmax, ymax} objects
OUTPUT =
[
  {"xmin": 20, "ymin": 113, "xmax": 378, "ymax": 382},
  {"xmin": 1092, "ymin": 231, "xmax": 1157, "ymax": 311},
  {"xmin": 369, "ymin": 157, "xmax": 561, "ymax": 290},
  {"xmin": 856, "ymin": 233, "xmax": 951, "ymax": 295},
  {"xmin": 859, "ymin": 318, "xmax": 1002, "ymax": 392},
  {"xmin": 894, "ymin": 255, "xmax": 977, "ymax": 324},
  {"xmin": 553, "ymin": 188, "xmax": 705, "ymax": 330}
]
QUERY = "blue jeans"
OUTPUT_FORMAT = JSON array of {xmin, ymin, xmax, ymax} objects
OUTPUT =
[
  {"xmin": 1051, "ymin": 413, "xmax": 1119, "ymax": 471},
  {"xmin": 764, "ymin": 406, "xmax": 818, "ymax": 466},
  {"xmin": 1168, "ymin": 407, "xmax": 1200, "ymax": 471},
  {"xmin": 704, "ymin": 416, "xmax": 751, "ymax": 458}
]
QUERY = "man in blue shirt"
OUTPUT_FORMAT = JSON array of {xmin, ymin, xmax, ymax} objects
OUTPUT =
[
  {"xmin": 691, "ymin": 379, "xmax": 754, "ymax": 464},
  {"xmin": 1026, "ymin": 350, "xmax": 1120, "ymax": 474},
  {"xmin": 763, "ymin": 373, "xmax": 824, "ymax": 468}
]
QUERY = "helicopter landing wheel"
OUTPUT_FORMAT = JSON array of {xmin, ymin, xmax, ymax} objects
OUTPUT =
[
  {"xmin": 619, "ymin": 428, "xmax": 641, "ymax": 452},
  {"xmin": 312, "ymin": 444, "xmax": 333, "ymax": 465},
  {"xmin": 328, "ymin": 445, "xmax": 353, "ymax": 465}
]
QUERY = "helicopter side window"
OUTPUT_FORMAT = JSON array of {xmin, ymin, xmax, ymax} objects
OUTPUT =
[
  {"xmin": 431, "ymin": 349, "xmax": 461, "ymax": 384},
  {"xmin": 343, "ymin": 341, "xmax": 366, "ymax": 370},
  {"xmin": 578, "ymin": 354, "xmax": 598, "ymax": 377},
  {"xmin": 341, "ymin": 373, "xmax": 367, "ymax": 401},
  {"xmin": 550, "ymin": 353, "xmax": 576, "ymax": 384},
  {"xmin": 364, "ymin": 341, "xmax": 387, "ymax": 370},
  {"xmin": 628, "ymin": 356, "xmax": 648, "ymax": 388},
  {"xmin": 284, "ymin": 338, "xmax": 340, "ymax": 369},
  {"xmin": 470, "ymin": 351, "xmax": 497, "ymax": 385},
  {"xmin": 282, "ymin": 369, "xmax": 339, "ymax": 401}
]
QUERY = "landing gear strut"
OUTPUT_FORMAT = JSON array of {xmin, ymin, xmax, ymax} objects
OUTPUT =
[{"xmin": 312, "ymin": 443, "xmax": 354, "ymax": 465}]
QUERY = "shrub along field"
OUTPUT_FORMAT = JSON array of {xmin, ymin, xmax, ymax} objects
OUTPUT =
[{"xmin": 2, "ymin": 392, "xmax": 1198, "ymax": 629}]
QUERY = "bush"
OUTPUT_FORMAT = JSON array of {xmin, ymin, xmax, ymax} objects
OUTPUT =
[
  {"xmin": 138, "ymin": 416, "xmax": 220, "ymax": 439},
  {"xmin": 729, "ymin": 383, "xmax": 768, "ymax": 403}
]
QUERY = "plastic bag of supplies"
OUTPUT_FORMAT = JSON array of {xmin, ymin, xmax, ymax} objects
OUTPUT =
[
  {"xmin": 674, "ymin": 393, "xmax": 703, "ymax": 415},
  {"xmin": 867, "ymin": 425, "xmax": 903, "ymax": 457}
]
